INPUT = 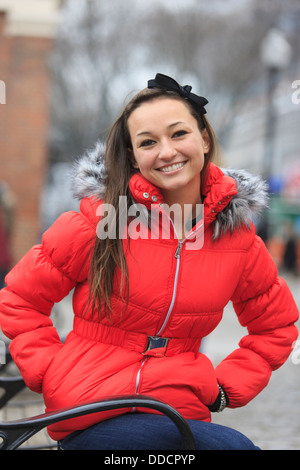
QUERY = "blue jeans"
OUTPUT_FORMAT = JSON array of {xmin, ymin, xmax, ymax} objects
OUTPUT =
[{"xmin": 58, "ymin": 413, "xmax": 260, "ymax": 450}]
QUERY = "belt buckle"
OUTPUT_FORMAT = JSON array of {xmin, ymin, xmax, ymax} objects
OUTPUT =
[{"xmin": 144, "ymin": 336, "xmax": 169, "ymax": 356}]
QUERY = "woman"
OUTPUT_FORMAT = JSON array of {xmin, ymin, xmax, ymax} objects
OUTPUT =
[{"xmin": 0, "ymin": 74, "xmax": 298, "ymax": 450}]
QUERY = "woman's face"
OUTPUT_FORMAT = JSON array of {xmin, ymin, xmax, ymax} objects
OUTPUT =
[{"xmin": 128, "ymin": 97, "xmax": 210, "ymax": 203}]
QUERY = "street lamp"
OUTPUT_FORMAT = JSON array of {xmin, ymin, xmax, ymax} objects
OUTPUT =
[
  {"xmin": 260, "ymin": 28, "xmax": 292, "ymax": 182},
  {"xmin": 257, "ymin": 29, "xmax": 292, "ymax": 243}
]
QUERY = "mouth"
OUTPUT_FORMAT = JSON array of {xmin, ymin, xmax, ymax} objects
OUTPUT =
[{"xmin": 156, "ymin": 161, "xmax": 187, "ymax": 173}]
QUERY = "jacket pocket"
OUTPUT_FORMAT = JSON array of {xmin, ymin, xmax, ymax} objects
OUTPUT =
[
  {"xmin": 140, "ymin": 351, "xmax": 219, "ymax": 408},
  {"xmin": 193, "ymin": 352, "xmax": 220, "ymax": 406}
]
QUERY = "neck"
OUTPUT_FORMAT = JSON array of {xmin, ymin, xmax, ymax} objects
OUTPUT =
[
  {"xmin": 161, "ymin": 176, "xmax": 202, "ymax": 209},
  {"xmin": 161, "ymin": 183, "xmax": 202, "ymax": 240}
]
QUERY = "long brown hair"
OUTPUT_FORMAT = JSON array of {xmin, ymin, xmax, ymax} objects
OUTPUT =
[{"xmin": 88, "ymin": 87, "xmax": 217, "ymax": 320}]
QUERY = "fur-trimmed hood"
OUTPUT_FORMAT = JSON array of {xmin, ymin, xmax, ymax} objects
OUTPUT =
[{"xmin": 71, "ymin": 140, "xmax": 269, "ymax": 238}]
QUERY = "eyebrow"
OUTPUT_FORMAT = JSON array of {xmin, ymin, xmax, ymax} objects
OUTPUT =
[{"xmin": 136, "ymin": 121, "xmax": 185, "ymax": 138}]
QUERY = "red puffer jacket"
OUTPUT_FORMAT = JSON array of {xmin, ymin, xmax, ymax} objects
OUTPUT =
[{"xmin": 0, "ymin": 145, "xmax": 298, "ymax": 441}]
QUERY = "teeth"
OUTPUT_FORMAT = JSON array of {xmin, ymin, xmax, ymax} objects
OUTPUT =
[{"xmin": 159, "ymin": 162, "xmax": 185, "ymax": 172}]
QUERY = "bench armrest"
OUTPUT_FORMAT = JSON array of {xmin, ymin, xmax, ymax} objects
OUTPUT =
[{"xmin": 0, "ymin": 394, "xmax": 196, "ymax": 450}]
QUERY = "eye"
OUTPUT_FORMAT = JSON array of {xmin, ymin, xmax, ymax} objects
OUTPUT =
[
  {"xmin": 139, "ymin": 139, "xmax": 156, "ymax": 148},
  {"xmin": 172, "ymin": 130, "xmax": 188, "ymax": 138}
]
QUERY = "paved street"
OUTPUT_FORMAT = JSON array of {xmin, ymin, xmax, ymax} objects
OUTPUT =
[{"xmin": 0, "ymin": 273, "xmax": 299, "ymax": 450}]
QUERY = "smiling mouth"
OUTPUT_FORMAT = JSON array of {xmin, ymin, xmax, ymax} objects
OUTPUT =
[{"xmin": 157, "ymin": 161, "xmax": 187, "ymax": 172}]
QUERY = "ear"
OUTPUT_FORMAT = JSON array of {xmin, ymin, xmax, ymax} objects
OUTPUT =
[{"xmin": 201, "ymin": 129, "xmax": 210, "ymax": 154}]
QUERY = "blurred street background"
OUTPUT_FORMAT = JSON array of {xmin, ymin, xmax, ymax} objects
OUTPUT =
[{"xmin": 0, "ymin": 0, "xmax": 299, "ymax": 450}]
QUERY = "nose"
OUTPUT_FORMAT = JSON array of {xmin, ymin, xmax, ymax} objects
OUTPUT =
[{"xmin": 159, "ymin": 139, "xmax": 177, "ymax": 160}]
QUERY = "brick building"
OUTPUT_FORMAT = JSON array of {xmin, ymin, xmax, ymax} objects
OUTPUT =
[{"xmin": 0, "ymin": 0, "xmax": 60, "ymax": 264}]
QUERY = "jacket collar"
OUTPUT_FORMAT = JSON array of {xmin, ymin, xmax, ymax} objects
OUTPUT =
[
  {"xmin": 71, "ymin": 140, "xmax": 269, "ymax": 239},
  {"xmin": 128, "ymin": 164, "xmax": 238, "ymax": 231}
]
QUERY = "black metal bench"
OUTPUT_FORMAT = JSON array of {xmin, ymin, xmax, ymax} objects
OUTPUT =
[
  {"xmin": 0, "ymin": 346, "xmax": 196, "ymax": 450},
  {"xmin": 0, "ymin": 390, "xmax": 196, "ymax": 450},
  {"xmin": 0, "ymin": 376, "xmax": 26, "ymax": 410}
]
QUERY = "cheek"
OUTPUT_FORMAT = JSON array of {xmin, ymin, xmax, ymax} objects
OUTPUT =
[
  {"xmin": 185, "ymin": 141, "xmax": 205, "ymax": 164},
  {"xmin": 134, "ymin": 152, "xmax": 155, "ymax": 172}
]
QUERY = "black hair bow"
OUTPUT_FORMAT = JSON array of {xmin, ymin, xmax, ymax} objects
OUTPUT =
[{"xmin": 147, "ymin": 73, "xmax": 208, "ymax": 115}]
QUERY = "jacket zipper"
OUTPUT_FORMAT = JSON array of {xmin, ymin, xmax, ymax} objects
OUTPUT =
[
  {"xmin": 135, "ymin": 358, "xmax": 147, "ymax": 393},
  {"xmin": 133, "ymin": 217, "xmax": 203, "ymax": 397},
  {"xmin": 132, "ymin": 357, "xmax": 147, "ymax": 410},
  {"xmin": 156, "ymin": 240, "xmax": 182, "ymax": 336},
  {"xmin": 156, "ymin": 220, "xmax": 204, "ymax": 337}
]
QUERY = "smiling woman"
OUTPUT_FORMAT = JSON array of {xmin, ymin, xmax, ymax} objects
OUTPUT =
[
  {"xmin": 128, "ymin": 98, "xmax": 210, "ymax": 209},
  {"xmin": 0, "ymin": 73, "xmax": 298, "ymax": 450}
]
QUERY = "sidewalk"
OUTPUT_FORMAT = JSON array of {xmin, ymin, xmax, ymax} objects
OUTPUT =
[{"xmin": 0, "ymin": 384, "xmax": 56, "ymax": 449}]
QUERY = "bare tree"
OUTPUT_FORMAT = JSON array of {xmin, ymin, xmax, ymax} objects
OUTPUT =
[{"xmin": 49, "ymin": 0, "xmax": 140, "ymax": 161}]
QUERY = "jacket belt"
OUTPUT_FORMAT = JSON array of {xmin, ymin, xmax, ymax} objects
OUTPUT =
[{"xmin": 73, "ymin": 317, "xmax": 201, "ymax": 357}]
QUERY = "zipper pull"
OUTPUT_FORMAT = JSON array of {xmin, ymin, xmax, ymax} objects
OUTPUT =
[{"xmin": 175, "ymin": 243, "xmax": 182, "ymax": 259}]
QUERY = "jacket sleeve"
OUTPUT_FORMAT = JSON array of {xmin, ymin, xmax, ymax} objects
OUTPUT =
[
  {"xmin": 215, "ymin": 232, "xmax": 299, "ymax": 408},
  {"xmin": 0, "ymin": 199, "xmax": 96, "ymax": 393}
]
